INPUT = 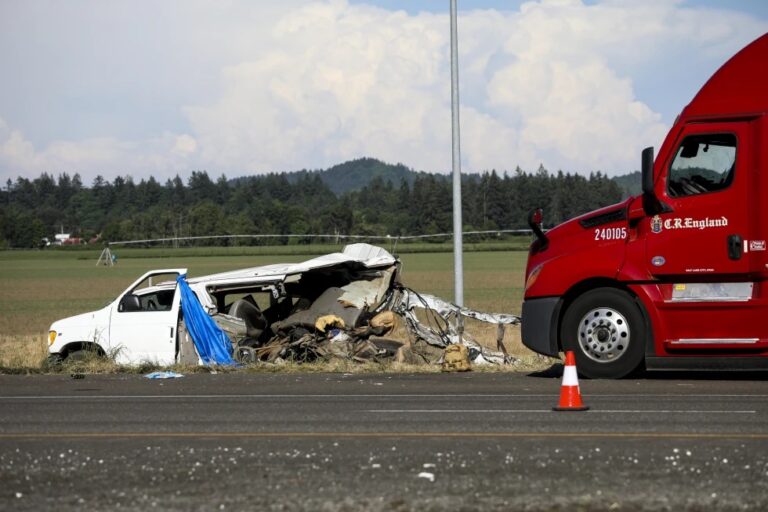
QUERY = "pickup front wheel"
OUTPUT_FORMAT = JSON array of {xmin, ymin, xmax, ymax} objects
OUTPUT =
[{"xmin": 560, "ymin": 288, "xmax": 646, "ymax": 379}]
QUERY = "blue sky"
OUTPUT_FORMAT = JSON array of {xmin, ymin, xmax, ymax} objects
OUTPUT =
[
  {"xmin": 0, "ymin": 1, "xmax": 766, "ymax": 182},
  {"xmin": 352, "ymin": 0, "xmax": 768, "ymax": 17},
  {"xmin": 346, "ymin": 0, "xmax": 768, "ymax": 123},
  {"xmin": 347, "ymin": 0, "xmax": 768, "ymax": 119}
]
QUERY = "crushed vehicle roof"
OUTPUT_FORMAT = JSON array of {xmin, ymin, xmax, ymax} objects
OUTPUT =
[
  {"xmin": 120, "ymin": 243, "xmax": 519, "ymax": 368},
  {"xmin": 186, "ymin": 243, "xmax": 396, "ymax": 286}
]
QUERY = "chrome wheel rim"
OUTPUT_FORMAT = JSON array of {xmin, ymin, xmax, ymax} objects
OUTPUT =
[{"xmin": 577, "ymin": 307, "xmax": 629, "ymax": 363}]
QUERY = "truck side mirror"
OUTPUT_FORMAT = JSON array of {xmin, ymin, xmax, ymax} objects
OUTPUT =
[
  {"xmin": 640, "ymin": 146, "xmax": 670, "ymax": 216},
  {"xmin": 641, "ymin": 146, "xmax": 654, "ymax": 195},
  {"xmin": 527, "ymin": 208, "xmax": 548, "ymax": 253},
  {"xmin": 640, "ymin": 146, "xmax": 661, "ymax": 216}
]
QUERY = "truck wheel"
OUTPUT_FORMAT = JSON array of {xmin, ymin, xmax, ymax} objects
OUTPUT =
[{"xmin": 560, "ymin": 288, "xmax": 646, "ymax": 379}]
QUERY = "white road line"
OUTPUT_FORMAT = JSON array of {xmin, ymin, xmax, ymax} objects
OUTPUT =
[
  {"xmin": 367, "ymin": 409, "xmax": 757, "ymax": 414},
  {"xmin": 0, "ymin": 393, "xmax": 767, "ymax": 400}
]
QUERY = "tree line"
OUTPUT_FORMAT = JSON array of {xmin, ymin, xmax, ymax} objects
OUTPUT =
[{"xmin": 0, "ymin": 161, "xmax": 626, "ymax": 248}]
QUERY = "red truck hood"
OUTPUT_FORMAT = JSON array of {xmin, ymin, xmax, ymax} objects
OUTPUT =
[
  {"xmin": 546, "ymin": 197, "xmax": 634, "ymax": 238},
  {"xmin": 525, "ymin": 196, "xmax": 637, "ymax": 287}
]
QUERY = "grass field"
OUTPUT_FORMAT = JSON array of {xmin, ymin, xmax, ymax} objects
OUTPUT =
[{"xmin": 0, "ymin": 245, "xmax": 535, "ymax": 371}]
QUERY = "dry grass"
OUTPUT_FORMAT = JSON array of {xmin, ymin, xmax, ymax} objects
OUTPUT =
[
  {"xmin": 0, "ymin": 335, "xmax": 49, "ymax": 372},
  {"xmin": 235, "ymin": 354, "xmax": 556, "ymax": 374},
  {"xmin": 0, "ymin": 331, "xmax": 555, "ymax": 375}
]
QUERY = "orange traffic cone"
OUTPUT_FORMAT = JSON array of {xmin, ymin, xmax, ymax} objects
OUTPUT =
[{"xmin": 553, "ymin": 351, "xmax": 589, "ymax": 411}]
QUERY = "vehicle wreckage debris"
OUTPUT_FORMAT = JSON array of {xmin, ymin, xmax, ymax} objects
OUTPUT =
[
  {"xmin": 49, "ymin": 243, "xmax": 520, "ymax": 369},
  {"xmin": 225, "ymin": 283, "xmax": 520, "ymax": 368},
  {"xmin": 192, "ymin": 245, "xmax": 522, "ymax": 368}
]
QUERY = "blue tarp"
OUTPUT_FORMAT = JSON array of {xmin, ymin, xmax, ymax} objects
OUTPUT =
[{"xmin": 176, "ymin": 275, "xmax": 237, "ymax": 366}]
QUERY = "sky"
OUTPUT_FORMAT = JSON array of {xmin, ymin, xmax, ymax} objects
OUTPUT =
[{"xmin": 0, "ymin": 0, "xmax": 766, "ymax": 184}]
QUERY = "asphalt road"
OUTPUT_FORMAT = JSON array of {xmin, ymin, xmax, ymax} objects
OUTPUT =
[{"xmin": 1, "ymin": 369, "xmax": 767, "ymax": 511}]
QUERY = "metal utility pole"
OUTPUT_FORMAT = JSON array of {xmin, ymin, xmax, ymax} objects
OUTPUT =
[{"xmin": 450, "ymin": 0, "xmax": 464, "ymax": 306}]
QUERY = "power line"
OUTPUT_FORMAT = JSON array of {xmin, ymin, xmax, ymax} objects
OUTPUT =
[{"xmin": 108, "ymin": 229, "xmax": 534, "ymax": 247}]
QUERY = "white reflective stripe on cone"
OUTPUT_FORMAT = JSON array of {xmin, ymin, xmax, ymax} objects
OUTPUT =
[{"xmin": 562, "ymin": 365, "xmax": 579, "ymax": 387}]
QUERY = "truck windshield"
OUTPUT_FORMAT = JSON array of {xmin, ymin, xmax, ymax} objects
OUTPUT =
[{"xmin": 668, "ymin": 133, "xmax": 736, "ymax": 197}]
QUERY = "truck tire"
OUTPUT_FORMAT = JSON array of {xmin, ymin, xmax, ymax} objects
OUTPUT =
[{"xmin": 560, "ymin": 287, "xmax": 646, "ymax": 379}]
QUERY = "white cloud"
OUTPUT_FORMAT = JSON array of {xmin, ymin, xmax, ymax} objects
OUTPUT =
[
  {"xmin": 1, "ymin": 0, "xmax": 766, "ymax": 182},
  {"xmin": 0, "ymin": 117, "xmax": 199, "ymax": 183}
]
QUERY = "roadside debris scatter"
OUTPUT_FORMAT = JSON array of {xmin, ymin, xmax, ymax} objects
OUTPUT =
[
  {"xmin": 144, "ymin": 371, "xmax": 185, "ymax": 379},
  {"xmin": 204, "ymin": 245, "xmax": 520, "ymax": 368}
]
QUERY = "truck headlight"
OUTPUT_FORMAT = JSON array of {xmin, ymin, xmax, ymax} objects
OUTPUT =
[{"xmin": 48, "ymin": 331, "xmax": 57, "ymax": 346}]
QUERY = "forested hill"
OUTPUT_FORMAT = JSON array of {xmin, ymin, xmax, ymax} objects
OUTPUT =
[
  {"xmin": 239, "ymin": 157, "xmax": 641, "ymax": 197},
  {"xmin": 612, "ymin": 171, "xmax": 641, "ymax": 197},
  {"xmin": 1, "ymin": 159, "xmax": 635, "ymax": 248},
  {"xmin": 285, "ymin": 158, "xmax": 427, "ymax": 195}
]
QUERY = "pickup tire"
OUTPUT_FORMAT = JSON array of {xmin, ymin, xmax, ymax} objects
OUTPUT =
[
  {"xmin": 63, "ymin": 344, "xmax": 105, "ymax": 362},
  {"xmin": 47, "ymin": 353, "xmax": 64, "ymax": 366},
  {"xmin": 560, "ymin": 287, "xmax": 646, "ymax": 379},
  {"xmin": 66, "ymin": 350, "xmax": 93, "ymax": 362}
]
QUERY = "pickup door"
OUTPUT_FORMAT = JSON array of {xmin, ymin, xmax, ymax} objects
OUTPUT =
[{"xmin": 109, "ymin": 269, "xmax": 187, "ymax": 365}]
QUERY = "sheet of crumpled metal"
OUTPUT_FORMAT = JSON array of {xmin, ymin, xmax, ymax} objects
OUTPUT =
[
  {"xmin": 392, "ymin": 288, "xmax": 518, "ymax": 365},
  {"xmin": 401, "ymin": 289, "xmax": 520, "ymax": 325}
]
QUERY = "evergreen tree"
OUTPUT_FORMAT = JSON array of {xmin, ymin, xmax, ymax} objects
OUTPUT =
[{"xmin": 0, "ymin": 158, "xmax": 632, "ymax": 247}]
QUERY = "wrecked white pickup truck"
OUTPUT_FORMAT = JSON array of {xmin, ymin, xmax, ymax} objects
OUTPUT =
[{"xmin": 48, "ymin": 244, "xmax": 519, "ymax": 366}]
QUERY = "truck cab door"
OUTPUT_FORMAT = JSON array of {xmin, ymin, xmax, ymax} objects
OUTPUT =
[
  {"xmin": 646, "ymin": 122, "xmax": 751, "ymax": 277},
  {"xmin": 108, "ymin": 269, "xmax": 187, "ymax": 365}
]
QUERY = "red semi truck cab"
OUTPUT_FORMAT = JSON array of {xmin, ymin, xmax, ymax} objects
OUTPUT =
[{"xmin": 521, "ymin": 33, "xmax": 768, "ymax": 378}]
